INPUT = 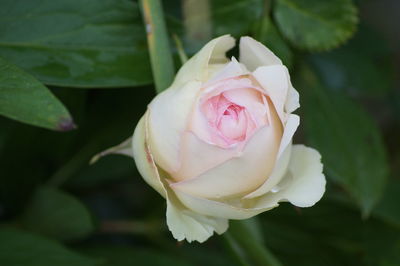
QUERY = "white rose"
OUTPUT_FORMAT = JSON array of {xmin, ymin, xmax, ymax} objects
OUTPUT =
[{"xmin": 132, "ymin": 35, "xmax": 326, "ymax": 243}]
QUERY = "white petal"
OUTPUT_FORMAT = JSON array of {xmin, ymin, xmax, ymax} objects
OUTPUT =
[
  {"xmin": 286, "ymin": 86, "xmax": 300, "ymax": 113},
  {"xmin": 173, "ymin": 35, "xmax": 235, "ymax": 87},
  {"xmin": 243, "ymin": 115, "xmax": 299, "ymax": 199},
  {"xmin": 147, "ymin": 81, "xmax": 201, "ymax": 173},
  {"xmin": 239, "ymin": 36, "xmax": 282, "ymax": 72},
  {"xmin": 174, "ymin": 131, "xmax": 242, "ymax": 181},
  {"xmin": 243, "ymin": 144, "xmax": 292, "ymax": 199},
  {"xmin": 277, "ymin": 144, "xmax": 326, "ymax": 207},
  {"xmin": 172, "ymin": 188, "xmax": 270, "ymax": 219},
  {"xmin": 171, "ymin": 108, "xmax": 282, "ymax": 199},
  {"xmin": 277, "ymin": 114, "xmax": 299, "ymax": 158},
  {"xmin": 252, "ymin": 65, "xmax": 290, "ymax": 123},
  {"xmin": 206, "ymin": 57, "xmax": 249, "ymax": 85},
  {"xmin": 132, "ymin": 113, "xmax": 166, "ymax": 198},
  {"xmin": 134, "ymin": 114, "xmax": 229, "ymax": 242},
  {"xmin": 166, "ymin": 197, "xmax": 228, "ymax": 243},
  {"xmin": 248, "ymin": 144, "xmax": 326, "ymax": 209}
]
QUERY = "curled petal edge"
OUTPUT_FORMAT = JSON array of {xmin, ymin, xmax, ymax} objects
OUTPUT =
[{"xmin": 171, "ymin": 144, "xmax": 326, "ymax": 219}]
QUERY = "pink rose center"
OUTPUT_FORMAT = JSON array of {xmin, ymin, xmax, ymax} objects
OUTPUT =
[
  {"xmin": 209, "ymin": 94, "xmax": 248, "ymax": 144},
  {"xmin": 191, "ymin": 77, "xmax": 269, "ymax": 149}
]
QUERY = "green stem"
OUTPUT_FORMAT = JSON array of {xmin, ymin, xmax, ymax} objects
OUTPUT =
[
  {"xmin": 255, "ymin": 0, "xmax": 272, "ymax": 40},
  {"xmin": 172, "ymin": 34, "xmax": 188, "ymax": 65},
  {"xmin": 139, "ymin": 0, "xmax": 175, "ymax": 93},
  {"xmin": 223, "ymin": 220, "xmax": 282, "ymax": 266},
  {"xmin": 182, "ymin": 0, "xmax": 212, "ymax": 48}
]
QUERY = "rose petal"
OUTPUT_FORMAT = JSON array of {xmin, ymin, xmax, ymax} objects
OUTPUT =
[
  {"xmin": 166, "ymin": 195, "xmax": 228, "ymax": 243},
  {"xmin": 172, "ymin": 188, "xmax": 270, "ymax": 219},
  {"xmin": 243, "ymin": 114, "xmax": 299, "ymax": 199},
  {"xmin": 206, "ymin": 57, "xmax": 249, "ymax": 85},
  {"xmin": 171, "ymin": 107, "xmax": 282, "ymax": 199},
  {"xmin": 148, "ymin": 81, "xmax": 201, "ymax": 173},
  {"xmin": 132, "ymin": 113, "xmax": 166, "ymax": 197},
  {"xmin": 243, "ymin": 144, "xmax": 292, "ymax": 199},
  {"xmin": 134, "ymin": 113, "xmax": 229, "ymax": 243},
  {"xmin": 173, "ymin": 132, "xmax": 242, "ymax": 181},
  {"xmin": 239, "ymin": 36, "xmax": 282, "ymax": 72},
  {"xmin": 223, "ymin": 88, "xmax": 268, "ymax": 127},
  {"xmin": 274, "ymin": 144, "xmax": 326, "ymax": 207},
  {"xmin": 286, "ymin": 85, "xmax": 300, "ymax": 113},
  {"xmin": 173, "ymin": 35, "xmax": 235, "ymax": 88},
  {"xmin": 246, "ymin": 144, "xmax": 326, "ymax": 209},
  {"xmin": 252, "ymin": 65, "xmax": 290, "ymax": 123},
  {"xmin": 277, "ymin": 114, "xmax": 300, "ymax": 158}
]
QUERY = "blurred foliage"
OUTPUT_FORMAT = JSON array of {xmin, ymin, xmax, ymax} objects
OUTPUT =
[
  {"xmin": 0, "ymin": 0, "xmax": 399, "ymax": 265},
  {"xmin": 0, "ymin": 57, "xmax": 73, "ymax": 130}
]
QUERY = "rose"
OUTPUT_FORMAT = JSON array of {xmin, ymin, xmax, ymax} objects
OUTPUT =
[{"xmin": 132, "ymin": 35, "xmax": 326, "ymax": 243}]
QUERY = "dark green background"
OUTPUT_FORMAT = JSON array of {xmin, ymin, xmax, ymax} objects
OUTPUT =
[{"xmin": 0, "ymin": 0, "xmax": 399, "ymax": 265}]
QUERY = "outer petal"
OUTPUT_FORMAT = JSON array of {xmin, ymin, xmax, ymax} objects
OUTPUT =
[
  {"xmin": 249, "ymin": 144, "xmax": 326, "ymax": 209},
  {"xmin": 172, "ymin": 145, "xmax": 325, "ymax": 219},
  {"xmin": 286, "ymin": 85, "xmax": 300, "ymax": 114},
  {"xmin": 252, "ymin": 65, "xmax": 290, "ymax": 123},
  {"xmin": 173, "ymin": 35, "xmax": 235, "ymax": 88},
  {"xmin": 275, "ymin": 144, "xmax": 326, "ymax": 207},
  {"xmin": 243, "ymin": 144, "xmax": 292, "ymax": 199},
  {"xmin": 172, "ymin": 188, "xmax": 272, "ymax": 219},
  {"xmin": 132, "ymin": 113, "xmax": 166, "ymax": 197},
  {"xmin": 243, "ymin": 114, "xmax": 299, "ymax": 199},
  {"xmin": 239, "ymin": 36, "xmax": 282, "ymax": 72},
  {"xmin": 166, "ymin": 194, "xmax": 228, "ymax": 243},
  {"xmin": 147, "ymin": 81, "xmax": 201, "ymax": 173},
  {"xmin": 134, "ymin": 112, "xmax": 229, "ymax": 243},
  {"xmin": 171, "ymin": 107, "xmax": 282, "ymax": 199}
]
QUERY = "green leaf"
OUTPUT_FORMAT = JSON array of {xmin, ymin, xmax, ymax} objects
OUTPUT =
[
  {"xmin": 0, "ymin": 0, "xmax": 151, "ymax": 88},
  {"xmin": 310, "ymin": 26, "xmax": 395, "ymax": 97},
  {"xmin": 299, "ymin": 67, "xmax": 389, "ymax": 215},
  {"xmin": 273, "ymin": 0, "xmax": 358, "ymax": 51},
  {"xmin": 0, "ymin": 227, "xmax": 97, "ymax": 266},
  {"xmin": 373, "ymin": 178, "xmax": 400, "ymax": 228},
  {"xmin": 80, "ymin": 246, "xmax": 190, "ymax": 266},
  {"xmin": 20, "ymin": 186, "xmax": 94, "ymax": 240},
  {"xmin": 0, "ymin": 57, "xmax": 74, "ymax": 130},
  {"xmin": 211, "ymin": 0, "xmax": 263, "ymax": 37}
]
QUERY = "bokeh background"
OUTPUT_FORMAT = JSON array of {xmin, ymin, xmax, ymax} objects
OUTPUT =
[{"xmin": 0, "ymin": 0, "xmax": 399, "ymax": 265}]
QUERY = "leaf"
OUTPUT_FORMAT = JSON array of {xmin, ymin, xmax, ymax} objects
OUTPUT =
[
  {"xmin": 299, "ymin": 67, "xmax": 389, "ymax": 216},
  {"xmin": 373, "ymin": 178, "xmax": 400, "ymax": 228},
  {"xmin": 260, "ymin": 198, "xmax": 400, "ymax": 266},
  {"xmin": 80, "ymin": 245, "xmax": 190, "ymax": 266},
  {"xmin": 273, "ymin": 0, "xmax": 358, "ymax": 51},
  {"xmin": 310, "ymin": 25, "xmax": 395, "ymax": 97},
  {"xmin": 0, "ymin": 227, "xmax": 97, "ymax": 266},
  {"xmin": 0, "ymin": 57, "xmax": 74, "ymax": 130},
  {"xmin": 20, "ymin": 186, "xmax": 94, "ymax": 240},
  {"xmin": 0, "ymin": 0, "xmax": 151, "ymax": 88},
  {"xmin": 211, "ymin": 0, "xmax": 263, "ymax": 36}
]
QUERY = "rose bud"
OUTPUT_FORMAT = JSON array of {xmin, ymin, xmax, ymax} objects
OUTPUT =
[{"xmin": 132, "ymin": 35, "xmax": 326, "ymax": 243}]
